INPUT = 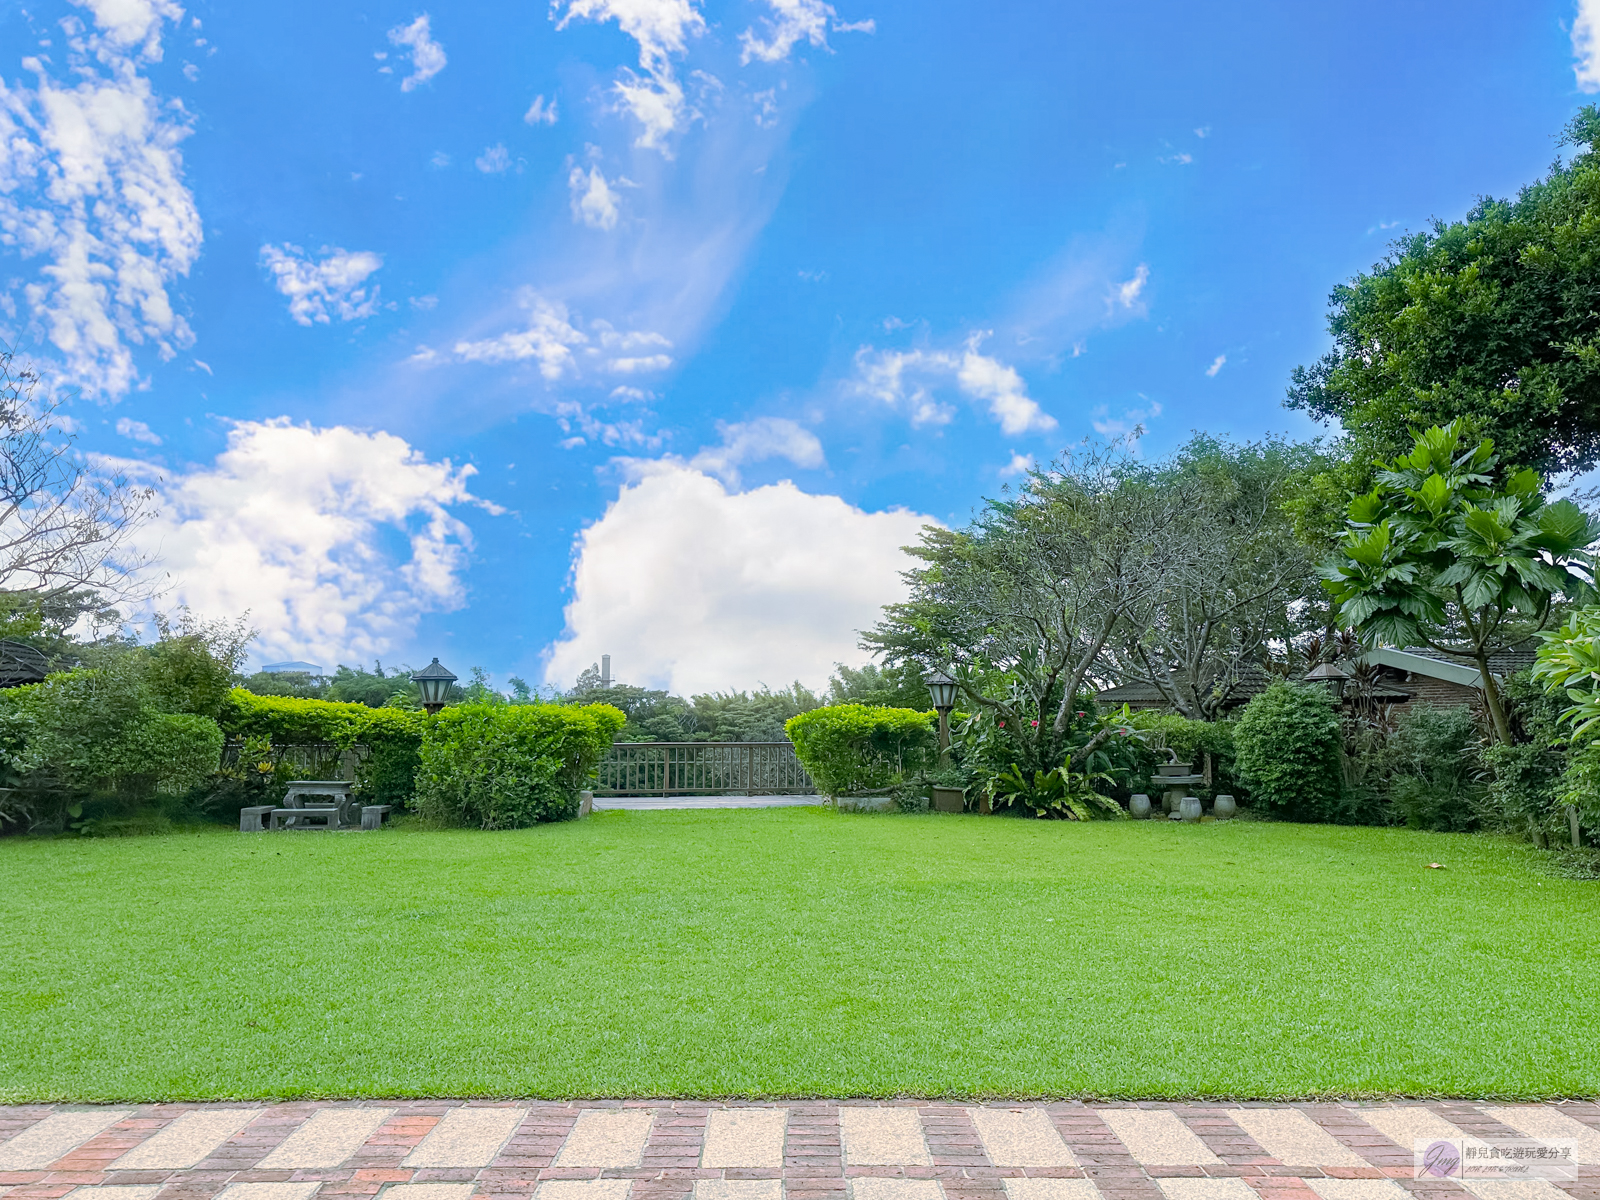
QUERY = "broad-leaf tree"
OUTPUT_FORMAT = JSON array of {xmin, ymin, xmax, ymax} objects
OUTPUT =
[
  {"xmin": 1288, "ymin": 107, "xmax": 1600, "ymax": 477},
  {"xmin": 1323, "ymin": 422, "xmax": 1599, "ymax": 741}
]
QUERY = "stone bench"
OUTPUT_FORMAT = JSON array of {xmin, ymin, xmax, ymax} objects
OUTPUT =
[
  {"xmin": 239, "ymin": 805, "xmax": 275, "ymax": 832},
  {"xmin": 270, "ymin": 806, "xmax": 339, "ymax": 831},
  {"xmin": 360, "ymin": 804, "xmax": 392, "ymax": 831}
]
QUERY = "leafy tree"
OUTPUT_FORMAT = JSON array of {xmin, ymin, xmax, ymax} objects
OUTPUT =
[
  {"xmin": 827, "ymin": 661, "xmax": 932, "ymax": 709},
  {"xmin": 1099, "ymin": 434, "xmax": 1327, "ymax": 719},
  {"xmin": 687, "ymin": 684, "xmax": 821, "ymax": 742},
  {"xmin": 1288, "ymin": 106, "xmax": 1600, "ymax": 476},
  {"xmin": 1323, "ymin": 422, "xmax": 1598, "ymax": 741},
  {"xmin": 865, "ymin": 441, "xmax": 1187, "ymax": 769},
  {"xmin": 141, "ymin": 610, "xmax": 253, "ymax": 719}
]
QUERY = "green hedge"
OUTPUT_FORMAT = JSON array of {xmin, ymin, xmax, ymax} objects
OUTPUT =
[
  {"xmin": 1233, "ymin": 682, "xmax": 1343, "ymax": 820},
  {"xmin": 218, "ymin": 689, "xmax": 426, "ymax": 807},
  {"xmin": 784, "ymin": 704, "xmax": 936, "ymax": 798},
  {"xmin": 414, "ymin": 702, "xmax": 625, "ymax": 828}
]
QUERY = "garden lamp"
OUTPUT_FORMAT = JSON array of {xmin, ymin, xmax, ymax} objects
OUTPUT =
[
  {"xmin": 412, "ymin": 657, "xmax": 459, "ymax": 715},
  {"xmin": 925, "ymin": 668, "xmax": 958, "ymax": 763},
  {"xmin": 1305, "ymin": 661, "xmax": 1349, "ymax": 702}
]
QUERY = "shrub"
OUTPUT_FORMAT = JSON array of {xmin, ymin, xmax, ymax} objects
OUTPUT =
[
  {"xmin": 784, "ymin": 704, "xmax": 936, "ymax": 798},
  {"xmin": 414, "ymin": 702, "xmax": 624, "ymax": 828},
  {"xmin": 1124, "ymin": 711, "xmax": 1238, "ymax": 800},
  {"xmin": 1233, "ymin": 682, "xmax": 1343, "ymax": 820},
  {"xmin": 218, "ymin": 689, "xmax": 426, "ymax": 807},
  {"xmin": 1384, "ymin": 705, "xmax": 1483, "ymax": 831}
]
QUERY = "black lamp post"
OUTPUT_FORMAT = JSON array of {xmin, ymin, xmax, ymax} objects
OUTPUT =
[
  {"xmin": 412, "ymin": 657, "xmax": 458, "ymax": 715},
  {"xmin": 925, "ymin": 668, "xmax": 958, "ymax": 764}
]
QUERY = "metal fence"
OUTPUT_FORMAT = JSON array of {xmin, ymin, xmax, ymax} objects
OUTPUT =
[{"xmin": 595, "ymin": 741, "xmax": 817, "ymax": 796}]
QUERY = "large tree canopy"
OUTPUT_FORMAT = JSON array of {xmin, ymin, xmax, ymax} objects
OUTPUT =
[{"xmin": 1288, "ymin": 107, "xmax": 1600, "ymax": 477}]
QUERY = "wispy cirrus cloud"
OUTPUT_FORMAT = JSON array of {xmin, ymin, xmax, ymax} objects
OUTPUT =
[
  {"xmin": 739, "ymin": 0, "xmax": 875, "ymax": 64},
  {"xmin": 449, "ymin": 290, "xmax": 673, "ymax": 381}
]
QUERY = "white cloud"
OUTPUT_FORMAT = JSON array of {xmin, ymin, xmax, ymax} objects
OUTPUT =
[
  {"xmin": 475, "ymin": 143, "xmax": 511, "ymax": 174},
  {"xmin": 1205, "ymin": 353, "xmax": 1226, "ymax": 377},
  {"xmin": 1578, "ymin": 0, "xmax": 1600, "ymax": 91},
  {"xmin": 1113, "ymin": 263, "xmax": 1150, "ymax": 311},
  {"xmin": 568, "ymin": 164, "xmax": 621, "ymax": 229},
  {"xmin": 999, "ymin": 451, "xmax": 1034, "ymax": 477},
  {"xmin": 129, "ymin": 418, "xmax": 485, "ymax": 665},
  {"xmin": 849, "ymin": 335, "xmax": 1056, "ymax": 435},
  {"xmin": 1091, "ymin": 399, "xmax": 1162, "ymax": 446},
  {"xmin": 740, "ymin": 0, "xmax": 873, "ymax": 63},
  {"xmin": 430, "ymin": 150, "xmax": 451, "ymax": 168},
  {"xmin": 542, "ymin": 460, "xmax": 933, "ymax": 694},
  {"xmin": 689, "ymin": 417, "xmax": 824, "ymax": 485},
  {"xmin": 387, "ymin": 15, "xmax": 447, "ymax": 91},
  {"xmin": 552, "ymin": 0, "xmax": 705, "ymax": 151},
  {"xmin": 524, "ymin": 94, "xmax": 559, "ymax": 125},
  {"xmin": 453, "ymin": 292, "xmax": 672, "ymax": 380},
  {"xmin": 115, "ymin": 415, "xmax": 160, "ymax": 444},
  {"xmin": 956, "ymin": 332, "xmax": 1055, "ymax": 435},
  {"xmin": 454, "ymin": 293, "xmax": 587, "ymax": 378},
  {"xmin": 260, "ymin": 244, "xmax": 383, "ymax": 326},
  {"xmin": 0, "ymin": 6, "xmax": 200, "ymax": 399}
]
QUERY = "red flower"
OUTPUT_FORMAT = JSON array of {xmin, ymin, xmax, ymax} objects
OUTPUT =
[
  {"xmin": 998, "ymin": 721, "xmax": 1006, "ymax": 728},
  {"xmin": 1030, "ymin": 720, "xmax": 1039, "ymax": 727},
  {"xmin": 1075, "ymin": 710, "xmax": 1086, "ymax": 717}
]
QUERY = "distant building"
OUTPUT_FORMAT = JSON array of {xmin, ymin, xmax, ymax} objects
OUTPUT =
[
  {"xmin": 261, "ymin": 661, "xmax": 323, "ymax": 675},
  {"xmin": 0, "ymin": 640, "xmax": 49, "ymax": 688}
]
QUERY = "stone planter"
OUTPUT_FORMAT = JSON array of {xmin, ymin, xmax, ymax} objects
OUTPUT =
[
  {"xmin": 578, "ymin": 790, "xmax": 594, "ymax": 818},
  {"xmin": 838, "ymin": 792, "xmax": 897, "ymax": 813},
  {"xmin": 1178, "ymin": 795, "xmax": 1203, "ymax": 822},
  {"xmin": 1128, "ymin": 793, "xmax": 1151, "ymax": 819},
  {"xmin": 930, "ymin": 786, "xmax": 966, "ymax": 814},
  {"xmin": 1212, "ymin": 794, "xmax": 1236, "ymax": 820}
]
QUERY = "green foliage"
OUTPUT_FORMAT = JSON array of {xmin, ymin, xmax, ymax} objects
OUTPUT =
[
  {"xmin": 1124, "ymin": 711, "xmax": 1238, "ymax": 800},
  {"xmin": 414, "ymin": 702, "xmax": 625, "ymax": 829},
  {"xmin": 1382, "ymin": 706, "xmax": 1484, "ymax": 832},
  {"xmin": 1532, "ymin": 605, "xmax": 1600, "ymax": 742},
  {"xmin": 988, "ymin": 759, "xmax": 1124, "ymax": 821},
  {"xmin": 783, "ymin": 704, "xmax": 937, "ymax": 798},
  {"xmin": 141, "ymin": 611, "xmax": 253, "ymax": 719},
  {"xmin": 1324, "ymin": 421, "xmax": 1598, "ymax": 740},
  {"xmin": 217, "ymin": 689, "xmax": 426, "ymax": 808},
  {"xmin": 1288, "ymin": 105, "xmax": 1600, "ymax": 476},
  {"xmin": 1233, "ymin": 682, "xmax": 1344, "ymax": 820},
  {"xmin": 827, "ymin": 662, "xmax": 932, "ymax": 709},
  {"xmin": 1481, "ymin": 670, "xmax": 1572, "ymax": 839}
]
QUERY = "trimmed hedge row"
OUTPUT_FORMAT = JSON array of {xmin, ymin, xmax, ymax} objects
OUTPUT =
[
  {"xmin": 416, "ymin": 702, "xmax": 625, "ymax": 828},
  {"xmin": 784, "ymin": 704, "xmax": 936, "ymax": 798}
]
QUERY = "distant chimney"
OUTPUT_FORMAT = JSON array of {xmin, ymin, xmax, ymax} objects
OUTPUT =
[{"xmin": 600, "ymin": 654, "xmax": 611, "ymax": 688}]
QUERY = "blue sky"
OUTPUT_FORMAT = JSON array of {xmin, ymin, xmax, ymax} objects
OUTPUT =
[{"xmin": 0, "ymin": 0, "xmax": 1594, "ymax": 693}]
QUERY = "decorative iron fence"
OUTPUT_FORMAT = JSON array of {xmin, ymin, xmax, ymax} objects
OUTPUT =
[{"xmin": 595, "ymin": 741, "xmax": 817, "ymax": 796}]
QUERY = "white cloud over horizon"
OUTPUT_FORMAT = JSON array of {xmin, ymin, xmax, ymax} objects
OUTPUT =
[
  {"xmin": 127, "ymin": 418, "xmax": 485, "ymax": 666},
  {"xmin": 260, "ymin": 244, "xmax": 383, "ymax": 326},
  {"xmin": 1577, "ymin": 0, "xmax": 1600, "ymax": 91},
  {"xmin": 387, "ymin": 15, "xmax": 447, "ymax": 91},
  {"xmin": 542, "ymin": 460, "xmax": 934, "ymax": 695},
  {"xmin": 0, "ymin": 1, "xmax": 200, "ymax": 399},
  {"xmin": 849, "ymin": 334, "xmax": 1057, "ymax": 435}
]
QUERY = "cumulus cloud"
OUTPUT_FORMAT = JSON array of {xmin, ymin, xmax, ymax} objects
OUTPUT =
[
  {"xmin": 452, "ymin": 292, "xmax": 672, "ymax": 380},
  {"xmin": 387, "ymin": 15, "xmax": 447, "ymax": 91},
  {"xmin": 0, "ymin": 4, "xmax": 200, "ymax": 398},
  {"xmin": 850, "ymin": 336, "xmax": 1056, "ymax": 435},
  {"xmin": 552, "ymin": 0, "xmax": 705, "ymax": 150},
  {"xmin": 689, "ymin": 417, "xmax": 824, "ymax": 485},
  {"xmin": 542, "ymin": 461, "xmax": 933, "ymax": 695},
  {"xmin": 115, "ymin": 416, "xmax": 161, "ymax": 444},
  {"xmin": 524, "ymin": 94, "xmax": 558, "ymax": 125},
  {"xmin": 475, "ymin": 143, "xmax": 511, "ymax": 173},
  {"xmin": 568, "ymin": 164, "xmax": 621, "ymax": 229},
  {"xmin": 1206, "ymin": 354, "xmax": 1226, "ymax": 377},
  {"xmin": 739, "ymin": 0, "xmax": 874, "ymax": 64},
  {"xmin": 1578, "ymin": 0, "xmax": 1600, "ymax": 91},
  {"xmin": 999, "ymin": 451, "xmax": 1034, "ymax": 478},
  {"xmin": 130, "ymin": 418, "xmax": 485, "ymax": 665},
  {"xmin": 259, "ymin": 244, "xmax": 383, "ymax": 326}
]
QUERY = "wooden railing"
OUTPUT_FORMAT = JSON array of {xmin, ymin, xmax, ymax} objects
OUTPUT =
[{"xmin": 595, "ymin": 741, "xmax": 817, "ymax": 796}]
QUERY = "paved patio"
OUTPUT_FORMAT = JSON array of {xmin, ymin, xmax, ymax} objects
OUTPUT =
[{"xmin": 1, "ymin": 1101, "xmax": 1596, "ymax": 1200}]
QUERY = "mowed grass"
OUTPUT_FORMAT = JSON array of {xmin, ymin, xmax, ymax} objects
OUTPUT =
[{"xmin": 0, "ymin": 808, "xmax": 1596, "ymax": 1102}]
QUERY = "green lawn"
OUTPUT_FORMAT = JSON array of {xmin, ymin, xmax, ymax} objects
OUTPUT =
[{"xmin": 0, "ymin": 808, "xmax": 1595, "ymax": 1102}]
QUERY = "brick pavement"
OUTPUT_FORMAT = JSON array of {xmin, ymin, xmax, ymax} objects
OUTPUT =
[{"xmin": 0, "ymin": 1102, "xmax": 1595, "ymax": 1200}]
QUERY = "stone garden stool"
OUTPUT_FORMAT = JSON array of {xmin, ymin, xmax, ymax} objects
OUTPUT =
[
  {"xmin": 360, "ymin": 805, "xmax": 392, "ymax": 830},
  {"xmin": 239, "ymin": 805, "xmax": 275, "ymax": 832}
]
